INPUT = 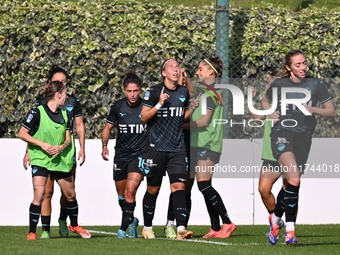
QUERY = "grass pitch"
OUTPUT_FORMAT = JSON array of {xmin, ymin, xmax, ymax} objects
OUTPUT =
[{"xmin": 1, "ymin": 225, "xmax": 340, "ymax": 254}]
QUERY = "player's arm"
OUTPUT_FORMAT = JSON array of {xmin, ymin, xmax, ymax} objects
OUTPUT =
[
  {"xmin": 18, "ymin": 126, "xmax": 53, "ymax": 154},
  {"xmin": 261, "ymin": 86, "xmax": 280, "ymax": 121},
  {"xmin": 306, "ymin": 100, "xmax": 336, "ymax": 117},
  {"xmin": 101, "ymin": 122, "xmax": 113, "ymax": 161},
  {"xmin": 23, "ymin": 144, "xmax": 30, "ymax": 170},
  {"xmin": 22, "ymin": 102, "xmax": 41, "ymax": 170},
  {"xmin": 183, "ymin": 109, "xmax": 214, "ymax": 130},
  {"xmin": 249, "ymin": 85, "xmax": 265, "ymax": 120},
  {"xmin": 48, "ymin": 130, "xmax": 72, "ymax": 157},
  {"xmin": 74, "ymin": 115, "xmax": 86, "ymax": 166},
  {"xmin": 141, "ymin": 87, "xmax": 169, "ymax": 123}
]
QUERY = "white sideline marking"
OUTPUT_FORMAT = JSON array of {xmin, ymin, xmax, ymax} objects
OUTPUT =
[{"xmin": 87, "ymin": 229, "xmax": 267, "ymax": 246}]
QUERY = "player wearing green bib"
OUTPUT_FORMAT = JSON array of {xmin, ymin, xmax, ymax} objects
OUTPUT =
[
  {"xmin": 19, "ymin": 81, "xmax": 91, "ymax": 240},
  {"xmin": 23, "ymin": 66, "xmax": 85, "ymax": 239},
  {"xmin": 187, "ymin": 57, "xmax": 236, "ymax": 239}
]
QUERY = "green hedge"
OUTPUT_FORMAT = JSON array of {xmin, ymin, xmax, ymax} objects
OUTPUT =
[{"xmin": 0, "ymin": 0, "xmax": 338, "ymax": 138}]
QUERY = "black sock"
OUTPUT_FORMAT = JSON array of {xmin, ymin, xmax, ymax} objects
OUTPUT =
[
  {"xmin": 29, "ymin": 203, "xmax": 41, "ymax": 233},
  {"xmin": 167, "ymin": 193, "xmax": 175, "ymax": 222},
  {"xmin": 198, "ymin": 181, "xmax": 231, "ymax": 225},
  {"xmin": 204, "ymin": 196, "xmax": 221, "ymax": 231},
  {"xmin": 59, "ymin": 207, "xmax": 68, "ymax": 221},
  {"xmin": 185, "ymin": 194, "xmax": 192, "ymax": 226},
  {"xmin": 172, "ymin": 190, "xmax": 188, "ymax": 227},
  {"xmin": 274, "ymin": 187, "xmax": 285, "ymax": 218},
  {"xmin": 41, "ymin": 216, "xmax": 51, "ymax": 231},
  {"xmin": 118, "ymin": 196, "xmax": 125, "ymax": 212},
  {"xmin": 66, "ymin": 200, "xmax": 79, "ymax": 227},
  {"xmin": 284, "ymin": 183, "xmax": 299, "ymax": 223},
  {"xmin": 143, "ymin": 191, "xmax": 158, "ymax": 227},
  {"xmin": 120, "ymin": 202, "xmax": 136, "ymax": 231}
]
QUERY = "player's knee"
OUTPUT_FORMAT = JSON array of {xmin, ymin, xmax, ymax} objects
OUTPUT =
[
  {"xmin": 43, "ymin": 190, "xmax": 53, "ymax": 200},
  {"xmin": 258, "ymin": 185, "xmax": 271, "ymax": 197},
  {"xmin": 64, "ymin": 191, "xmax": 76, "ymax": 201},
  {"xmin": 147, "ymin": 186, "xmax": 160, "ymax": 195},
  {"xmin": 124, "ymin": 189, "xmax": 135, "ymax": 202},
  {"xmin": 170, "ymin": 182, "xmax": 185, "ymax": 192},
  {"xmin": 288, "ymin": 178, "xmax": 300, "ymax": 187},
  {"xmin": 34, "ymin": 194, "xmax": 45, "ymax": 205}
]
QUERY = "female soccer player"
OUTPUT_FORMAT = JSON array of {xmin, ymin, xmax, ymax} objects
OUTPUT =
[
  {"xmin": 140, "ymin": 58, "xmax": 193, "ymax": 240},
  {"xmin": 101, "ymin": 70, "xmax": 147, "ymax": 239},
  {"xmin": 262, "ymin": 50, "xmax": 336, "ymax": 245},
  {"xmin": 23, "ymin": 65, "xmax": 85, "ymax": 238},
  {"xmin": 250, "ymin": 72, "xmax": 286, "ymax": 236},
  {"xmin": 187, "ymin": 57, "xmax": 236, "ymax": 238},
  {"xmin": 19, "ymin": 81, "xmax": 90, "ymax": 240}
]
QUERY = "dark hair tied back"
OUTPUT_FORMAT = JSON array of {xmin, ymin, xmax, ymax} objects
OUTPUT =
[{"xmin": 123, "ymin": 70, "xmax": 142, "ymax": 88}]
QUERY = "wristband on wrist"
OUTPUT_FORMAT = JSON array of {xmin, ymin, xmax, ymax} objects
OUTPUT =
[{"xmin": 155, "ymin": 103, "xmax": 162, "ymax": 110}]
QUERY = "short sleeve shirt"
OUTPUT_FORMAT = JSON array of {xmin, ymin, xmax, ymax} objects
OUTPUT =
[
  {"xmin": 23, "ymin": 104, "xmax": 71, "ymax": 135},
  {"xmin": 143, "ymin": 83, "xmax": 189, "ymax": 152},
  {"xmin": 37, "ymin": 94, "xmax": 82, "ymax": 131},
  {"xmin": 106, "ymin": 98, "xmax": 147, "ymax": 162},
  {"xmin": 265, "ymin": 77, "xmax": 332, "ymax": 134}
]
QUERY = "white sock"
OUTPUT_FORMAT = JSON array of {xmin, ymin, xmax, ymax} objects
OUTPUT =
[
  {"xmin": 144, "ymin": 226, "xmax": 153, "ymax": 230},
  {"xmin": 272, "ymin": 213, "xmax": 280, "ymax": 226},
  {"xmin": 177, "ymin": 225, "xmax": 185, "ymax": 233},
  {"xmin": 285, "ymin": 222, "xmax": 295, "ymax": 232},
  {"xmin": 166, "ymin": 220, "xmax": 175, "ymax": 226}
]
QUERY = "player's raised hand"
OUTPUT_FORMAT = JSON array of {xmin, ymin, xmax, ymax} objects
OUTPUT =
[
  {"xmin": 269, "ymin": 110, "xmax": 280, "ymax": 123},
  {"xmin": 191, "ymin": 93, "xmax": 201, "ymax": 111},
  {"xmin": 159, "ymin": 87, "xmax": 170, "ymax": 105}
]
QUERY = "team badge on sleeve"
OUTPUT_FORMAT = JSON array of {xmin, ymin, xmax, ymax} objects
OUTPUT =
[
  {"xmin": 144, "ymin": 91, "xmax": 150, "ymax": 100},
  {"xmin": 27, "ymin": 114, "xmax": 33, "ymax": 123}
]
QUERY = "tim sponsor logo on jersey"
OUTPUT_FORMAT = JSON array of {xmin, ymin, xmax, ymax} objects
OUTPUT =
[
  {"xmin": 157, "ymin": 107, "xmax": 185, "ymax": 117},
  {"xmin": 118, "ymin": 123, "xmax": 147, "ymax": 133}
]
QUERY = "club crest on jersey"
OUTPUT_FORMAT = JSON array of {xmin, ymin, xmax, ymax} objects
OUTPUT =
[
  {"xmin": 179, "ymin": 95, "xmax": 186, "ymax": 102},
  {"xmin": 144, "ymin": 91, "xmax": 150, "ymax": 100},
  {"xmin": 66, "ymin": 105, "xmax": 74, "ymax": 112},
  {"xmin": 27, "ymin": 114, "xmax": 33, "ymax": 123}
]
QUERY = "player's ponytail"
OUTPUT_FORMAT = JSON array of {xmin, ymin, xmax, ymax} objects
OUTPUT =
[{"xmin": 41, "ymin": 81, "xmax": 64, "ymax": 100}]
